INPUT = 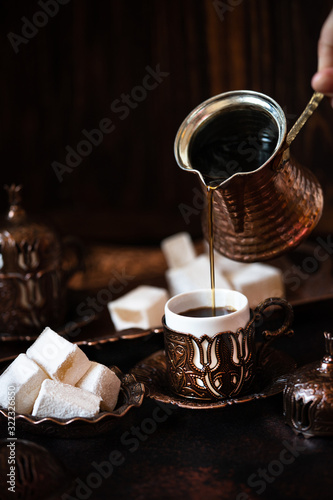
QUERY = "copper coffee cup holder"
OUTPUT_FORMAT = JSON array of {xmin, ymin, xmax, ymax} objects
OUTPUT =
[{"xmin": 163, "ymin": 297, "xmax": 294, "ymax": 401}]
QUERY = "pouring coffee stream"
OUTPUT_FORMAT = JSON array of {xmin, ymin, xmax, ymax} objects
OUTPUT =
[
  {"xmin": 207, "ymin": 185, "xmax": 217, "ymax": 314},
  {"xmin": 174, "ymin": 90, "xmax": 325, "ymax": 315}
]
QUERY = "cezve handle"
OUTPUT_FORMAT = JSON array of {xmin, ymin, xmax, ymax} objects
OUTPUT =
[{"xmin": 283, "ymin": 91, "xmax": 324, "ymax": 151}]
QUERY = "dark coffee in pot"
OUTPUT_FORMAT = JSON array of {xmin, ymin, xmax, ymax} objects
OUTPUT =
[{"xmin": 189, "ymin": 109, "xmax": 279, "ymax": 185}]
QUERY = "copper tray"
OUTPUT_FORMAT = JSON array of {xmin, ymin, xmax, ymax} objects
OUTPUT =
[
  {"xmin": 0, "ymin": 305, "xmax": 163, "ymax": 364},
  {"xmin": 0, "ymin": 240, "xmax": 331, "ymax": 364},
  {"xmin": 68, "ymin": 240, "xmax": 333, "ymax": 306},
  {"xmin": 131, "ymin": 348, "xmax": 296, "ymax": 409},
  {"xmin": 0, "ymin": 367, "xmax": 144, "ymax": 438}
]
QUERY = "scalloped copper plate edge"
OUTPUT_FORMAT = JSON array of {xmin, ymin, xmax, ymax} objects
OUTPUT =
[
  {"xmin": 0, "ymin": 369, "xmax": 145, "ymax": 438},
  {"xmin": 0, "ymin": 325, "xmax": 163, "ymax": 345},
  {"xmin": 131, "ymin": 349, "xmax": 296, "ymax": 410},
  {"xmin": 0, "ymin": 326, "xmax": 164, "ymax": 365},
  {"xmin": 0, "ymin": 313, "xmax": 97, "ymax": 343},
  {"xmin": 75, "ymin": 327, "xmax": 164, "ymax": 346}
]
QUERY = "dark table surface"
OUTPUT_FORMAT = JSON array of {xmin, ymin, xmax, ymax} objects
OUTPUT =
[{"xmin": 1, "ymin": 296, "xmax": 333, "ymax": 500}]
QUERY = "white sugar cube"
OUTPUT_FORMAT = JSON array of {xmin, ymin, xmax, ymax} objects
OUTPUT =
[
  {"xmin": 108, "ymin": 285, "xmax": 168, "ymax": 330},
  {"xmin": 76, "ymin": 362, "xmax": 121, "ymax": 412},
  {"xmin": 229, "ymin": 263, "xmax": 285, "ymax": 308},
  {"xmin": 26, "ymin": 327, "xmax": 90, "ymax": 385},
  {"xmin": 32, "ymin": 379, "xmax": 101, "ymax": 419},
  {"xmin": 166, "ymin": 254, "xmax": 232, "ymax": 297},
  {"xmin": 161, "ymin": 232, "xmax": 196, "ymax": 268},
  {"xmin": 215, "ymin": 255, "xmax": 248, "ymax": 276},
  {"xmin": 203, "ymin": 240, "xmax": 247, "ymax": 275},
  {"xmin": 0, "ymin": 354, "xmax": 49, "ymax": 414}
]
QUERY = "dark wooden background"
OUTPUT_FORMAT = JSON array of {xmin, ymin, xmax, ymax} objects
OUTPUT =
[{"xmin": 0, "ymin": 0, "xmax": 332, "ymax": 245}]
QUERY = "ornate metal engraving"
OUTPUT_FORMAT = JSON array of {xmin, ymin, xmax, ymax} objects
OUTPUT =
[
  {"xmin": 163, "ymin": 297, "xmax": 294, "ymax": 401},
  {"xmin": 0, "ymin": 185, "xmax": 82, "ymax": 338},
  {"xmin": 163, "ymin": 316, "xmax": 257, "ymax": 400},
  {"xmin": 132, "ymin": 348, "xmax": 296, "ymax": 409},
  {"xmin": 284, "ymin": 332, "xmax": 333, "ymax": 437},
  {"xmin": 0, "ymin": 440, "xmax": 73, "ymax": 498}
]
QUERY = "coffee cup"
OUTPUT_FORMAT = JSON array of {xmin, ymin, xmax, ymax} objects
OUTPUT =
[{"xmin": 162, "ymin": 289, "xmax": 293, "ymax": 400}]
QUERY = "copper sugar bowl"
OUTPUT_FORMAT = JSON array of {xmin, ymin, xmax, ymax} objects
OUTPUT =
[
  {"xmin": 0, "ymin": 185, "xmax": 81, "ymax": 339},
  {"xmin": 283, "ymin": 332, "xmax": 333, "ymax": 438},
  {"xmin": 174, "ymin": 90, "xmax": 323, "ymax": 262}
]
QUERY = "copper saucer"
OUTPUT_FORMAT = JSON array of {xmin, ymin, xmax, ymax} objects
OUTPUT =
[{"xmin": 131, "ymin": 348, "xmax": 296, "ymax": 409}]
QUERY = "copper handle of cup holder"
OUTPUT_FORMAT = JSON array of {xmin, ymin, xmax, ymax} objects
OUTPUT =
[{"xmin": 254, "ymin": 297, "xmax": 294, "ymax": 362}]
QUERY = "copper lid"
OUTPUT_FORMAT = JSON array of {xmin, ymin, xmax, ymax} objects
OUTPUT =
[
  {"xmin": 283, "ymin": 332, "xmax": 333, "ymax": 438},
  {"xmin": 0, "ymin": 185, "xmax": 61, "ymax": 275}
]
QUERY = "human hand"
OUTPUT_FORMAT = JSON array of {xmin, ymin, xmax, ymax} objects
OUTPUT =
[{"xmin": 312, "ymin": 8, "xmax": 333, "ymax": 106}]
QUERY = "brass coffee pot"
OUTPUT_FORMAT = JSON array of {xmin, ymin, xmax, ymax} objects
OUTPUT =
[{"xmin": 174, "ymin": 90, "xmax": 324, "ymax": 262}]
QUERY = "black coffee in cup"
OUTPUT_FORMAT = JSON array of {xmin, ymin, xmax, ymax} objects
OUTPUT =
[{"xmin": 179, "ymin": 306, "xmax": 236, "ymax": 318}]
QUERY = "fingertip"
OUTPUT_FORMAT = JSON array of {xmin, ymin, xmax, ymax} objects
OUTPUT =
[
  {"xmin": 311, "ymin": 72, "xmax": 322, "ymax": 89},
  {"xmin": 311, "ymin": 68, "xmax": 333, "ymax": 95}
]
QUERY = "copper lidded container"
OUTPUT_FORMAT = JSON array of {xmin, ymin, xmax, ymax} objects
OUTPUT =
[
  {"xmin": 0, "ymin": 185, "xmax": 81, "ymax": 339},
  {"xmin": 283, "ymin": 332, "xmax": 333, "ymax": 438}
]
